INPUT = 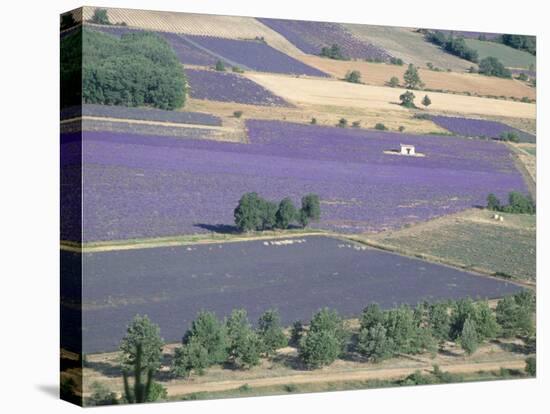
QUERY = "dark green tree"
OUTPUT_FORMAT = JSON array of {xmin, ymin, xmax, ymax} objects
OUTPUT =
[
  {"xmin": 388, "ymin": 76, "xmax": 400, "ymax": 87},
  {"xmin": 337, "ymin": 118, "xmax": 348, "ymax": 127},
  {"xmin": 119, "ymin": 315, "xmax": 164, "ymax": 374},
  {"xmin": 399, "ymin": 90, "xmax": 416, "ymax": 108},
  {"xmin": 91, "ymin": 8, "xmax": 110, "ymax": 25},
  {"xmin": 309, "ymin": 308, "xmax": 348, "ymax": 352},
  {"xmin": 276, "ymin": 197, "xmax": 297, "ymax": 229},
  {"xmin": 122, "ymin": 342, "xmax": 166, "ymax": 404},
  {"xmin": 259, "ymin": 199, "xmax": 279, "ymax": 230},
  {"xmin": 474, "ymin": 301, "xmax": 500, "ymax": 340},
  {"xmin": 384, "ymin": 305, "xmax": 418, "ymax": 354},
  {"xmin": 525, "ymin": 356, "xmax": 536, "ymax": 376},
  {"xmin": 360, "ymin": 303, "xmax": 385, "ymax": 331},
  {"xmin": 258, "ymin": 309, "xmax": 288, "ymax": 357},
  {"xmin": 215, "ymin": 60, "xmax": 226, "ymax": 71},
  {"xmin": 357, "ymin": 323, "xmax": 393, "ymax": 362},
  {"xmin": 460, "ymin": 317, "xmax": 478, "ymax": 355},
  {"xmin": 298, "ymin": 330, "xmax": 341, "ymax": 368},
  {"xmin": 487, "ymin": 193, "xmax": 502, "ymax": 211},
  {"xmin": 234, "ymin": 192, "xmax": 263, "ymax": 232},
  {"xmin": 403, "ymin": 64, "xmax": 424, "ymax": 89},
  {"xmin": 299, "ymin": 194, "xmax": 321, "ymax": 227},
  {"xmin": 172, "ymin": 338, "xmax": 209, "ymax": 378},
  {"xmin": 290, "ymin": 320, "xmax": 304, "ymax": 346},
  {"xmin": 502, "ymin": 192, "xmax": 535, "ymax": 214},
  {"xmin": 422, "ymin": 94, "xmax": 432, "ymax": 107},
  {"xmin": 496, "ymin": 293, "xmax": 535, "ymax": 337},
  {"xmin": 428, "ymin": 302, "xmax": 451, "ymax": 342},
  {"xmin": 225, "ymin": 309, "xmax": 262, "ymax": 369},
  {"xmin": 478, "ymin": 57, "xmax": 512, "ymax": 78},
  {"xmin": 182, "ymin": 311, "xmax": 228, "ymax": 365},
  {"xmin": 344, "ymin": 70, "xmax": 362, "ymax": 83}
]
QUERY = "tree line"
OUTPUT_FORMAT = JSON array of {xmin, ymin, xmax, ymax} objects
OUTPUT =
[
  {"xmin": 85, "ymin": 290, "xmax": 534, "ymax": 405},
  {"xmin": 487, "ymin": 192, "xmax": 536, "ymax": 215},
  {"xmin": 234, "ymin": 192, "xmax": 320, "ymax": 232}
]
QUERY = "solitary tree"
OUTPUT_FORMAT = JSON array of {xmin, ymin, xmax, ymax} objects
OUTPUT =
[
  {"xmin": 276, "ymin": 197, "xmax": 297, "ymax": 229},
  {"xmin": 422, "ymin": 94, "xmax": 432, "ymax": 108},
  {"xmin": 460, "ymin": 317, "xmax": 478, "ymax": 355},
  {"xmin": 388, "ymin": 76, "xmax": 400, "ymax": 87},
  {"xmin": 91, "ymin": 8, "xmax": 110, "ymax": 25},
  {"xmin": 403, "ymin": 64, "xmax": 424, "ymax": 89},
  {"xmin": 344, "ymin": 70, "xmax": 362, "ymax": 83},
  {"xmin": 399, "ymin": 90, "xmax": 416, "ymax": 108},
  {"xmin": 215, "ymin": 60, "xmax": 226, "ymax": 71},
  {"xmin": 258, "ymin": 309, "xmax": 288, "ymax": 357}
]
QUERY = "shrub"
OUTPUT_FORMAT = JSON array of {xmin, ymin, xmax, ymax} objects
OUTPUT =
[
  {"xmin": 87, "ymin": 382, "xmax": 119, "ymax": 406},
  {"xmin": 344, "ymin": 70, "xmax": 362, "ymax": 83},
  {"xmin": 398, "ymin": 126, "xmax": 406, "ymax": 132},
  {"xmin": 500, "ymin": 131, "xmax": 519, "ymax": 142},
  {"xmin": 90, "ymin": 8, "xmax": 110, "ymax": 25},
  {"xmin": 233, "ymin": 110, "xmax": 243, "ymax": 118},
  {"xmin": 422, "ymin": 95, "xmax": 432, "ymax": 108},
  {"xmin": 478, "ymin": 57, "xmax": 512, "ymax": 78},
  {"xmin": 399, "ymin": 90, "xmax": 416, "ymax": 108},
  {"xmin": 232, "ymin": 66, "xmax": 244, "ymax": 73},
  {"xmin": 496, "ymin": 292, "xmax": 535, "ymax": 337},
  {"xmin": 215, "ymin": 60, "xmax": 226, "ymax": 71},
  {"xmin": 337, "ymin": 118, "xmax": 348, "ymax": 128},
  {"xmin": 375, "ymin": 123, "xmax": 388, "ymax": 131},
  {"xmin": 390, "ymin": 57, "xmax": 404, "ymax": 66},
  {"xmin": 320, "ymin": 44, "xmax": 348, "ymax": 60},
  {"xmin": 310, "ymin": 117, "xmax": 317, "ymax": 125},
  {"xmin": 388, "ymin": 76, "xmax": 400, "ymax": 87}
]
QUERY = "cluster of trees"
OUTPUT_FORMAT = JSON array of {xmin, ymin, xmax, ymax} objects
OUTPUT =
[
  {"xmin": 478, "ymin": 56, "xmax": 512, "ymax": 78},
  {"xmin": 61, "ymin": 28, "xmax": 187, "ymax": 109},
  {"xmin": 90, "ymin": 8, "xmax": 110, "ymax": 25},
  {"xmin": 320, "ymin": 44, "xmax": 348, "ymax": 60},
  {"xmin": 500, "ymin": 34, "xmax": 536, "ymax": 56},
  {"xmin": 344, "ymin": 70, "xmax": 362, "ymax": 84},
  {"xmin": 425, "ymin": 31, "xmax": 479, "ymax": 63},
  {"xmin": 487, "ymin": 192, "xmax": 536, "ymax": 215},
  {"xmin": 234, "ymin": 192, "xmax": 321, "ymax": 232},
  {"xmin": 173, "ymin": 309, "xmax": 287, "ymax": 376}
]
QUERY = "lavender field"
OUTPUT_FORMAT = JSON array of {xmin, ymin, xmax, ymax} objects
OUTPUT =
[
  {"xmin": 71, "ymin": 236, "xmax": 522, "ymax": 352},
  {"xmin": 186, "ymin": 35, "xmax": 329, "ymax": 76},
  {"xmin": 258, "ymin": 18, "xmax": 392, "ymax": 61},
  {"xmin": 431, "ymin": 115, "xmax": 536, "ymax": 143},
  {"xmin": 186, "ymin": 69, "xmax": 291, "ymax": 106},
  {"xmin": 61, "ymin": 104, "xmax": 222, "ymax": 126},
  {"xmin": 61, "ymin": 120, "xmax": 527, "ymax": 242}
]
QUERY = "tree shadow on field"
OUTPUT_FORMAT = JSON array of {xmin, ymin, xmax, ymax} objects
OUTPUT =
[
  {"xmin": 86, "ymin": 361, "xmax": 122, "ymax": 378},
  {"xmin": 492, "ymin": 339, "xmax": 532, "ymax": 355},
  {"xmin": 193, "ymin": 223, "xmax": 239, "ymax": 234},
  {"xmin": 271, "ymin": 352, "xmax": 309, "ymax": 371}
]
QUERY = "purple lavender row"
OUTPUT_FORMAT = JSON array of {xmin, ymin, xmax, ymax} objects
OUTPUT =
[
  {"xmin": 431, "ymin": 115, "xmax": 535, "ymax": 143},
  {"xmin": 186, "ymin": 69, "xmax": 291, "ymax": 107},
  {"xmin": 60, "ymin": 103, "xmax": 222, "ymax": 126},
  {"xmin": 257, "ymin": 18, "xmax": 392, "ymax": 61}
]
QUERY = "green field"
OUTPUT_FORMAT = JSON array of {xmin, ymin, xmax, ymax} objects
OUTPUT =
[
  {"xmin": 368, "ymin": 209, "xmax": 536, "ymax": 281},
  {"xmin": 465, "ymin": 39, "xmax": 536, "ymax": 69}
]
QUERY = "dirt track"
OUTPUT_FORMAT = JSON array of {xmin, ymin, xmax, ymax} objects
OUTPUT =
[{"xmin": 165, "ymin": 359, "xmax": 526, "ymax": 396}]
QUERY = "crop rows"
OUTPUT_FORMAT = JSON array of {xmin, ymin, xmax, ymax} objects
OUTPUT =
[
  {"xmin": 186, "ymin": 69, "xmax": 291, "ymax": 106},
  {"xmin": 66, "ymin": 236, "xmax": 522, "ymax": 353},
  {"xmin": 258, "ymin": 18, "xmax": 392, "ymax": 61},
  {"xmin": 431, "ymin": 115, "xmax": 536, "ymax": 143},
  {"xmin": 61, "ymin": 120, "xmax": 527, "ymax": 242},
  {"xmin": 61, "ymin": 103, "xmax": 222, "ymax": 126},
  {"xmin": 185, "ymin": 35, "xmax": 329, "ymax": 76}
]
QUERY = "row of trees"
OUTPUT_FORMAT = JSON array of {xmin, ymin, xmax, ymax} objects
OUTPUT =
[
  {"xmin": 233, "ymin": 192, "xmax": 321, "ymax": 232},
  {"xmin": 487, "ymin": 192, "xmax": 536, "ymax": 215},
  {"xmin": 425, "ymin": 31, "xmax": 479, "ymax": 63},
  {"xmin": 87, "ymin": 290, "xmax": 534, "ymax": 404}
]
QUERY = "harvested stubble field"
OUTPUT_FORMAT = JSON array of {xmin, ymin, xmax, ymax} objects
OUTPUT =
[
  {"xmin": 365, "ymin": 209, "xmax": 536, "ymax": 281},
  {"xmin": 342, "ymin": 24, "xmax": 474, "ymax": 72},
  {"xmin": 300, "ymin": 56, "xmax": 536, "ymax": 101},
  {"xmin": 245, "ymin": 73, "xmax": 536, "ymax": 119},
  {"xmin": 68, "ymin": 235, "xmax": 521, "ymax": 353},
  {"xmin": 185, "ymin": 98, "xmax": 448, "ymax": 134},
  {"xmin": 82, "ymin": 8, "xmax": 304, "ymax": 56}
]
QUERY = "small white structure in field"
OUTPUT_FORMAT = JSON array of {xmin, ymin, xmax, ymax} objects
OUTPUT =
[{"xmin": 400, "ymin": 144, "xmax": 416, "ymax": 156}]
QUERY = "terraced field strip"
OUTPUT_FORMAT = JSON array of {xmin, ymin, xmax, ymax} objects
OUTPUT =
[
  {"xmin": 61, "ymin": 116, "xmax": 230, "ymax": 131},
  {"xmin": 245, "ymin": 72, "xmax": 536, "ymax": 119},
  {"xmin": 300, "ymin": 56, "xmax": 536, "ymax": 100},
  {"xmin": 81, "ymin": 7, "xmax": 304, "ymax": 56},
  {"xmin": 164, "ymin": 359, "xmax": 527, "ymax": 397}
]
